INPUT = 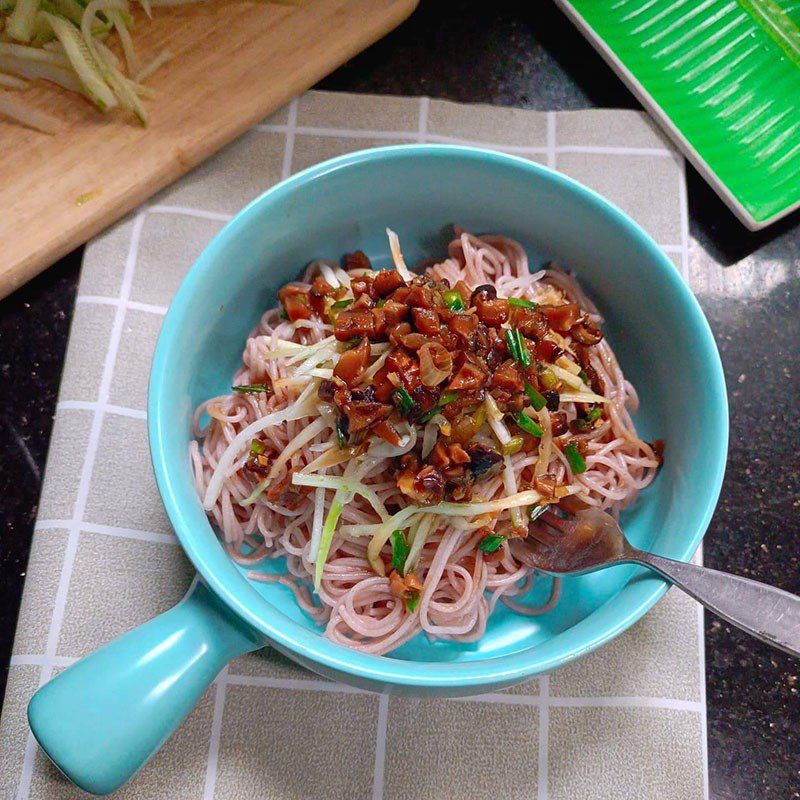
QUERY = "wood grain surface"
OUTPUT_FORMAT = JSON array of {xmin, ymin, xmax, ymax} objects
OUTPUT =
[{"xmin": 0, "ymin": 0, "xmax": 418, "ymax": 298}]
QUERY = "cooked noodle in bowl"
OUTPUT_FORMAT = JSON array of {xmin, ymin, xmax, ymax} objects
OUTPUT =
[{"xmin": 191, "ymin": 229, "xmax": 662, "ymax": 655}]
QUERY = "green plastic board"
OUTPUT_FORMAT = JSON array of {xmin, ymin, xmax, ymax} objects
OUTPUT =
[{"xmin": 556, "ymin": 0, "xmax": 800, "ymax": 229}]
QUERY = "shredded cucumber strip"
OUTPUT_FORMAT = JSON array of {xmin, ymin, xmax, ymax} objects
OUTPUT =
[
  {"xmin": 0, "ymin": 41, "xmax": 69, "ymax": 65},
  {"xmin": 0, "ymin": 52, "xmax": 83, "ymax": 91},
  {"xmin": 239, "ymin": 476, "xmax": 270, "ymax": 507},
  {"xmin": 44, "ymin": 0, "xmax": 85, "ymax": 25},
  {"xmin": 405, "ymin": 514, "xmax": 435, "ymax": 572},
  {"xmin": 259, "ymin": 415, "xmax": 329, "ymax": 491},
  {"xmin": 557, "ymin": 391, "xmax": 610, "ymax": 405},
  {"xmin": 133, "ymin": 45, "xmax": 170, "ymax": 81},
  {"xmin": 80, "ymin": 0, "xmax": 147, "ymax": 123},
  {"xmin": 108, "ymin": 7, "xmax": 137, "ymax": 73},
  {"xmin": 6, "ymin": 0, "xmax": 39, "ymax": 43},
  {"xmin": 292, "ymin": 471, "xmax": 390, "ymax": 523},
  {"xmin": 312, "ymin": 457, "xmax": 377, "ymax": 590},
  {"xmin": 202, "ymin": 381, "xmax": 318, "ymax": 510},
  {"xmin": 366, "ymin": 489, "xmax": 552, "ymax": 575},
  {"xmin": 314, "ymin": 501, "xmax": 342, "ymax": 590},
  {"xmin": 43, "ymin": 11, "xmax": 117, "ymax": 110}
]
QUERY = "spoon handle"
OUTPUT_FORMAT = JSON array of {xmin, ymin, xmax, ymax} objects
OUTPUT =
[{"xmin": 627, "ymin": 549, "xmax": 800, "ymax": 658}]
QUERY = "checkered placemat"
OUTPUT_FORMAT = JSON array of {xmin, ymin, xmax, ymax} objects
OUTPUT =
[{"xmin": 0, "ymin": 91, "xmax": 708, "ymax": 800}]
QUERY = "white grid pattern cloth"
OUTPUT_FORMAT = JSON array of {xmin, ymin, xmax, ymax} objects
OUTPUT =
[{"xmin": 1, "ymin": 91, "xmax": 708, "ymax": 800}]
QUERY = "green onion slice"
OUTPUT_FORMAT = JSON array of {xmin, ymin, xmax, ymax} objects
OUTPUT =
[
  {"xmin": 505, "ymin": 328, "xmax": 530, "ymax": 367},
  {"xmin": 417, "ymin": 390, "xmax": 458, "ymax": 424},
  {"xmin": 539, "ymin": 367, "xmax": 558, "ymax": 391},
  {"xmin": 405, "ymin": 592, "xmax": 421, "ymax": 612},
  {"xmin": 335, "ymin": 416, "xmax": 347, "ymax": 449},
  {"xmin": 232, "ymin": 383, "xmax": 270, "ymax": 394},
  {"xmin": 504, "ymin": 328, "xmax": 520, "ymax": 361},
  {"xmin": 564, "ymin": 441, "xmax": 586, "ymax": 474},
  {"xmin": 331, "ymin": 298, "xmax": 352, "ymax": 310},
  {"xmin": 478, "ymin": 534, "xmax": 504, "ymax": 553},
  {"xmin": 524, "ymin": 383, "xmax": 546, "ymax": 411},
  {"xmin": 443, "ymin": 289, "xmax": 465, "ymax": 312},
  {"xmin": 586, "ymin": 406, "xmax": 602, "ymax": 423},
  {"xmin": 572, "ymin": 406, "xmax": 603, "ymax": 432},
  {"xmin": 393, "ymin": 386, "xmax": 414, "ymax": 417},
  {"xmin": 390, "ymin": 529, "xmax": 410, "ymax": 576},
  {"xmin": 517, "ymin": 411, "xmax": 543, "ymax": 437},
  {"xmin": 508, "ymin": 297, "xmax": 538, "ymax": 309},
  {"xmin": 249, "ymin": 439, "xmax": 266, "ymax": 455}
]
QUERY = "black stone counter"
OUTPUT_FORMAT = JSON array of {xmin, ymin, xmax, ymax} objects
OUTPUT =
[{"xmin": 1, "ymin": 2, "xmax": 798, "ymax": 797}]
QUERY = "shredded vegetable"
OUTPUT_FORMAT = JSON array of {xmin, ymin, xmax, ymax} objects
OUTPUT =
[
  {"xmin": 508, "ymin": 297, "xmax": 537, "ymax": 309},
  {"xmin": 0, "ymin": 0, "xmax": 296, "ymax": 129},
  {"xmin": 390, "ymin": 530, "xmax": 410, "ymax": 575},
  {"xmin": 564, "ymin": 441, "xmax": 586, "ymax": 474},
  {"xmin": 524, "ymin": 382, "xmax": 546, "ymax": 411},
  {"xmin": 232, "ymin": 383, "xmax": 271, "ymax": 394},
  {"xmin": 478, "ymin": 533, "xmax": 504, "ymax": 553}
]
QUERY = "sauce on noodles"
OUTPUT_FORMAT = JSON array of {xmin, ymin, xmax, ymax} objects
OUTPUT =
[{"xmin": 191, "ymin": 230, "xmax": 662, "ymax": 654}]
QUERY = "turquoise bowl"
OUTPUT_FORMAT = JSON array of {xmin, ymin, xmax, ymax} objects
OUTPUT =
[{"xmin": 28, "ymin": 145, "xmax": 727, "ymax": 795}]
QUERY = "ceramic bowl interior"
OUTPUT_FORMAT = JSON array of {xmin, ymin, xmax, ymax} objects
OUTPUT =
[{"xmin": 149, "ymin": 145, "xmax": 727, "ymax": 692}]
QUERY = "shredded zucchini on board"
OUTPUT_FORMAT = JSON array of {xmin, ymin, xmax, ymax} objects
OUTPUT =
[{"xmin": 0, "ymin": 0, "xmax": 298, "ymax": 133}]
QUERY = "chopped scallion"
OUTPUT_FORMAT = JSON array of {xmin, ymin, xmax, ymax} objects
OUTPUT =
[
  {"xmin": 439, "ymin": 390, "xmax": 458, "ymax": 405},
  {"xmin": 443, "ymin": 289, "xmax": 465, "ymax": 312},
  {"xmin": 478, "ymin": 534, "xmax": 504, "ymax": 553},
  {"xmin": 539, "ymin": 367, "xmax": 559, "ymax": 391},
  {"xmin": 508, "ymin": 297, "xmax": 538, "ymax": 309},
  {"xmin": 505, "ymin": 328, "xmax": 530, "ymax": 367},
  {"xmin": 578, "ymin": 369, "xmax": 589, "ymax": 384},
  {"xmin": 314, "ymin": 501, "xmax": 343, "ymax": 589},
  {"xmin": 417, "ymin": 390, "xmax": 458, "ymax": 424},
  {"xmin": 331, "ymin": 298, "xmax": 352, "ymax": 309},
  {"xmin": 517, "ymin": 411, "xmax": 543, "ymax": 437},
  {"xmin": 232, "ymin": 383, "xmax": 270, "ymax": 394},
  {"xmin": 524, "ymin": 382, "xmax": 546, "ymax": 411},
  {"xmin": 504, "ymin": 328, "xmax": 520, "ymax": 362},
  {"xmin": 517, "ymin": 333, "xmax": 531, "ymax": 367},
  {"xmin": 530, "ymin": 504, "xmax": 547, "ymax": 522},
  {"xmin": 335, "ymin": 415, "xmax": 348, "ymax": 449},
  {"xmin": 502, "ymin": 436, "xmax": 524, "ymax": 456},
  {"xmin": 564, "ymin": 441, "xmax": 586, "ymax": 474},
  {"xmin": 393, "ymin": 386, "xmax": 414, "ymax": 417},
  {"xmin": 572, "ymin": 406, "xmax": 603, "ymax": 432},
  {"xmin": 249, "ymin": 439, "xmax": 266, "ymax": 455},
  {"xmin": 405, "ymin": 592, "xmax": 420, "ymax": 612},
  {"xmin": 390, "ymin": 529, "xmax": 410, "ymax": 576}
]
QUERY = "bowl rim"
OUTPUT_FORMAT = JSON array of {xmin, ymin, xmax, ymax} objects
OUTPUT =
[{"xmin": 149, "ymin": 143, "xmax": 728, "ymax": 688}]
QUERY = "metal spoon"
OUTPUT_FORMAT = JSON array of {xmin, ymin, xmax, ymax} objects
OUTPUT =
[{"xmin": 528, "ymin": 508, "xmax": 800, "ymax": 658}]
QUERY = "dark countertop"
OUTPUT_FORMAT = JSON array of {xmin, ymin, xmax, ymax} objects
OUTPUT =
[{"xmin": 1, "ymin": 2, "xmax": 798, "ymax": 797}]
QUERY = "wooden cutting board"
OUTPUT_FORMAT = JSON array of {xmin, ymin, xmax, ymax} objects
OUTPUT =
[{"xmin": 0, "ymin": 0, "xmax": 418, "ymax": 299}]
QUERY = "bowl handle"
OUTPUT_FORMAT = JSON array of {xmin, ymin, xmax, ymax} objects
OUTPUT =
[{"xmin": 27, "ymin": 579, "xmax": 265, "ymax": 796}]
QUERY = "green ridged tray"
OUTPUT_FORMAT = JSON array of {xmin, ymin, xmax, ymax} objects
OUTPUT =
[{"xmin": 555, "ymin": 0, "xmax": 800, "ymax": 229}]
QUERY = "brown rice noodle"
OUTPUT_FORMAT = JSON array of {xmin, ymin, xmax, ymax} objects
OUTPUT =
[{"xmin": 190, "ymin": 231, "xmax": 659, "ymax": 654}]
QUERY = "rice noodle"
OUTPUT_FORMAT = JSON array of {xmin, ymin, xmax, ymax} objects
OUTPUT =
[{"xmin": 192, "ymin": 231, "xmax": 660, "ymax": 654}]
